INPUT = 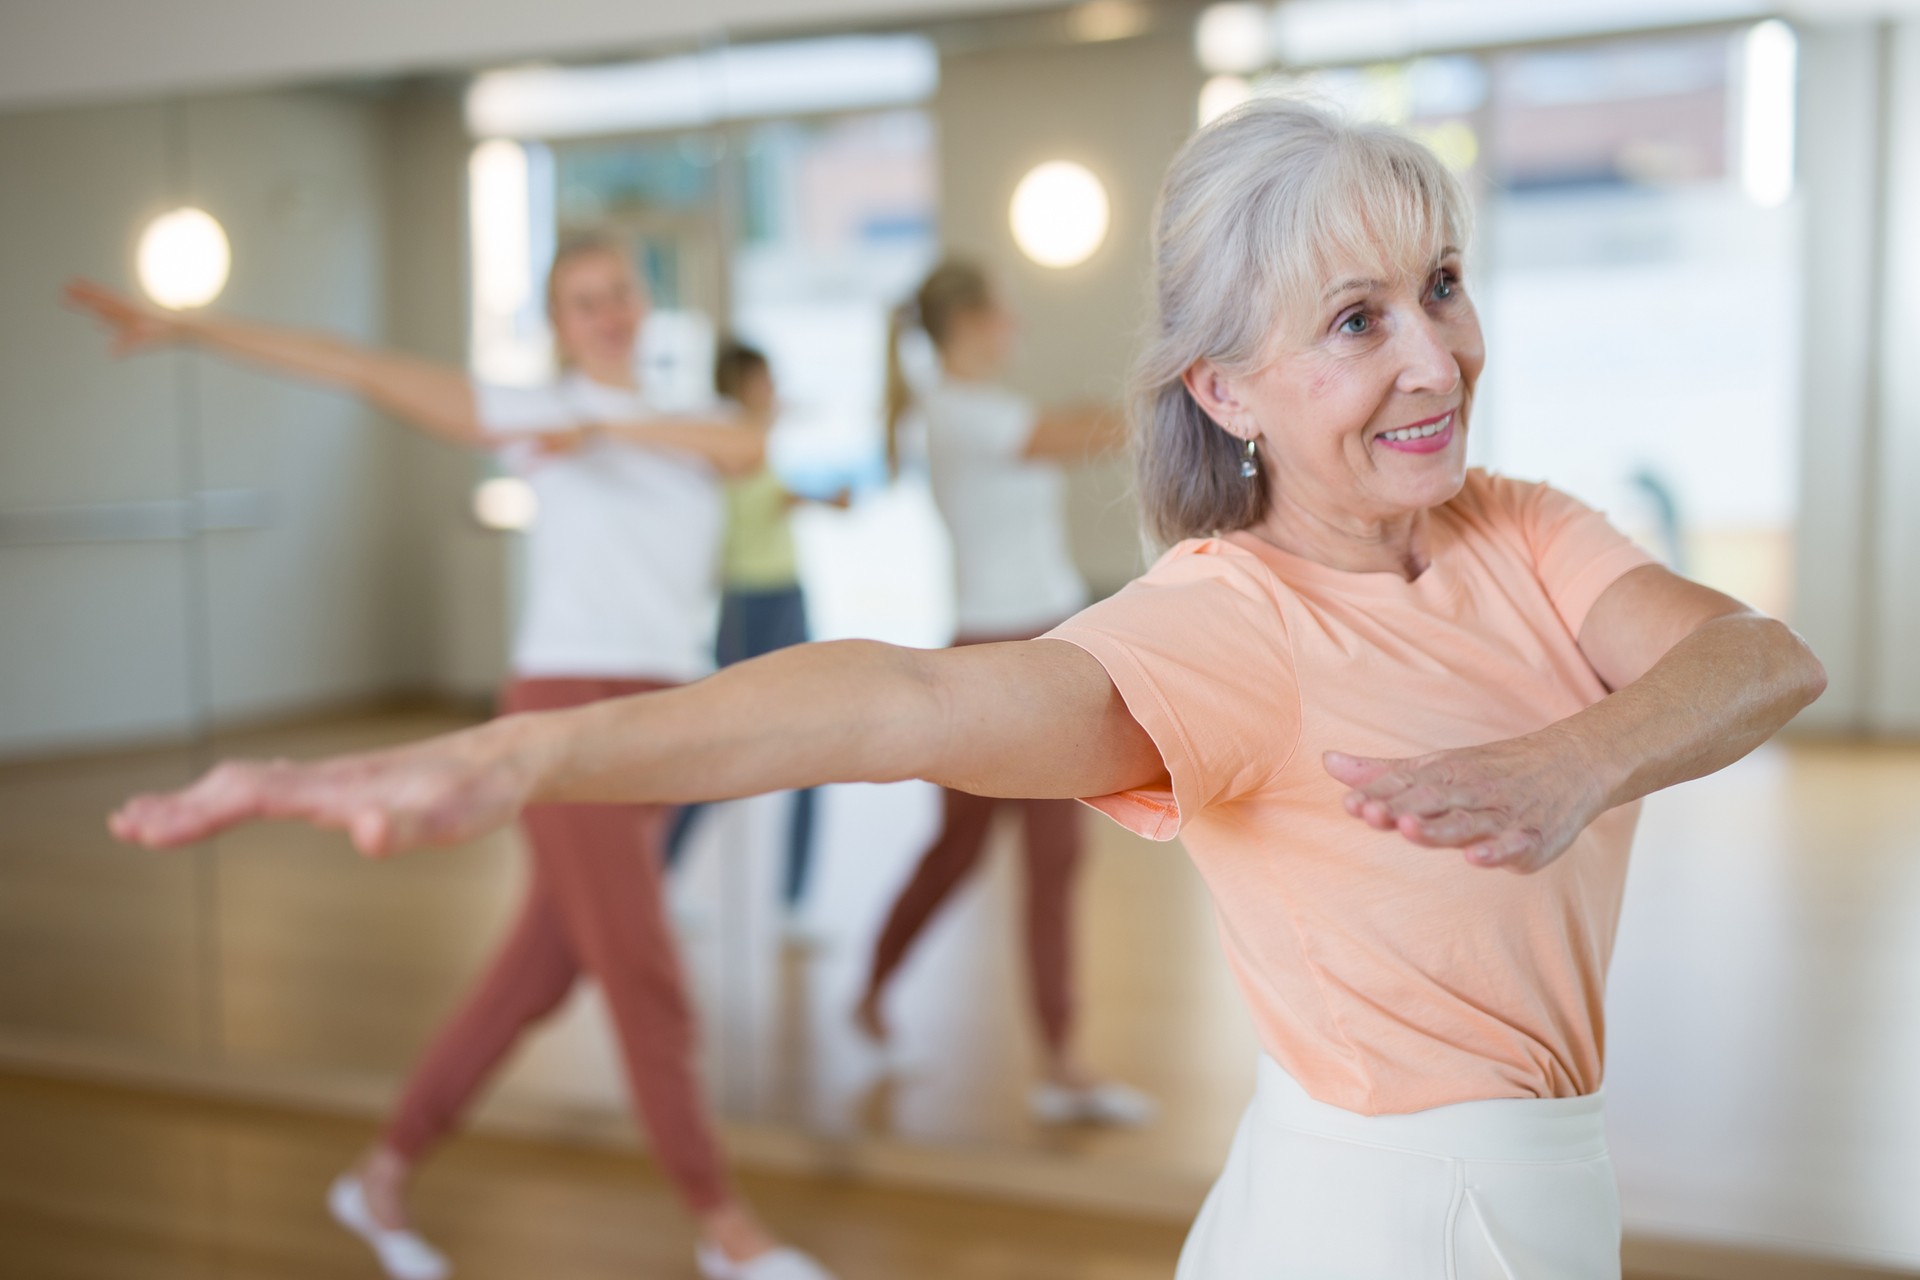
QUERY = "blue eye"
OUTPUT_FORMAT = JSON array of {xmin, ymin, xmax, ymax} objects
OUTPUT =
[
  {"xmin": 1431, "ymin": 272, "xmax": 1458, "ymax": 301},
  {"xmin": 1339, "ymin": 312, "xmax": 1371, "ymax": 334}
]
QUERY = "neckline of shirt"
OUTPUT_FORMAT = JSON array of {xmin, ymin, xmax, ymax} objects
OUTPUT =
[{"xmin": 1221, "ymin": 505, "xmax": 1462, "ymax": 599}]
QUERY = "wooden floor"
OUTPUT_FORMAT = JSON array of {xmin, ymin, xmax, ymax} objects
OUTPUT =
[
  {"xmin": 5, "ymin": 1069, "xmax": 1913, "ymax": 1280},
  {"xmin": 2, "ymin": 714, "xmax": 1919, "ymax": 1275},
  {"xmin": 0, "ymin": 1069, "xmax": 1189, "ymax": 1280}
]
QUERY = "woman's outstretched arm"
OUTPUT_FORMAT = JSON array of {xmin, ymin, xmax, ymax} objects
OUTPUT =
[
  {"xmin": 1324, "ymin": 565, "xmax": 1826, "ymax": 873},
  {"xmin": 66, "ymin": 277, "xmax": 488, "ymax": 445},
  {"xmin": 534, "ymin": 416, "xmax": 769, "ymax": 477},
  {"xmin": 109, "ymin": 639, "xmax": 1168, "ymax": 858}
]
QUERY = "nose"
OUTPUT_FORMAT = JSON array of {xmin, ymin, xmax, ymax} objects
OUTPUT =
[{"xmin": 1394, "ymin": 309, "xmax": 1460, "ymax": 397}]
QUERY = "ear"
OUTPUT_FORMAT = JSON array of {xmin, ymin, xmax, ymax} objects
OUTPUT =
[{"xmin": 1181, "ymin": 358, "xmax": 1251, "ymax": 438}]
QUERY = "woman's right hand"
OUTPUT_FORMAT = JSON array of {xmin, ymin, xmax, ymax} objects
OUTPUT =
[
  {"xmin": 64, "ymin": 278, "xmax": 190, "ymax": 355},
  {"xmin": 109, "ymin": 717, "xmax": 551, "ymax": 858}
]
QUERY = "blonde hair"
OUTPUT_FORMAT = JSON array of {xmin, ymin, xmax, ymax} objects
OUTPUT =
[
  {"xmin": 1134, "ymin": 98, "xmax": 1473, "ymax": 546},
  {"xmin": 883, "ymin": 258, "xmax": 994, "ymax": 475}
]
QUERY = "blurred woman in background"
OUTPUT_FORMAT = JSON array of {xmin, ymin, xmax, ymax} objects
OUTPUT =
[
  {"xmin": 67, "ymin": 235, "xmax": 834, "ymax": 1280},
  {"xmin": 861, "ymin": 260, "xmax": 1151, "ymax": 1126},
  {"xmin": 664, "ymin": 339, "xmax": 846, "ymax": 933}
]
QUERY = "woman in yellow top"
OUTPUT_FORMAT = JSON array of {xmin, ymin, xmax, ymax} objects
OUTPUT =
[
  {"xmin": 110, "ymin": 102, "xmax": 1825, "ymax": 1278},
  {"xmin": 664, "ymin": 340, "xmax": 842, "ymax": 921}
]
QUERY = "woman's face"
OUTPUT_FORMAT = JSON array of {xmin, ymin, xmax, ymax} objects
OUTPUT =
[
  {"xmin": 947, "ymin": 294, "xmax": 1020, "ymax": 374},
  {"xmin": 734, "ymin": 364, "xmax": 775, "ymax": 416},
  {"xmin": 1198, "ymin": 249, "xmax": 1484, "ymax": 530},
  {"xmin": 550, "ymin": 250, "xmax": 647, "ymax": 375}
]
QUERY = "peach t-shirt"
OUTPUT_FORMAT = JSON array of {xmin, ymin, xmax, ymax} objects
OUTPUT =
[{"xmin": 1048, "ymin": 470, "xmax": 1656, "ymax": 1116}]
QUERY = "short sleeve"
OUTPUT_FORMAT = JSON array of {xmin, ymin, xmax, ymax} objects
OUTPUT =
[
  {"xmin": 1045, "ymin": 542, "xmax": 1301, "ymax": 840},
  {"xmin": 1489, "ymin": 475, "xmax": 1658, "ymax": 640},
  {"xmin": 924, "ymin": 386, "xmax": 1036, "ymax": 465}
]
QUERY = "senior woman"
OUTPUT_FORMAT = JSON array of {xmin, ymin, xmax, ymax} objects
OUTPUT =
[{"xmin": 109, "ymin": 101, "xmax": 1824, "ymax": 1278}]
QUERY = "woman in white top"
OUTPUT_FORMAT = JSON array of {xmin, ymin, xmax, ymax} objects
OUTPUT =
[
  {"xmin": 856, "ymin": 259, "xmax": 1150, "ymax": 1123},
  {"xmin": 67, "ymin": 236, "xmax": 833, "ymax": 1280}
]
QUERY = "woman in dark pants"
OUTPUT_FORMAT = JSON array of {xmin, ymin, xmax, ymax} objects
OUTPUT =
[{"xmin": 665, "ymin": 341, "xmax": 845, "ymax": 923}]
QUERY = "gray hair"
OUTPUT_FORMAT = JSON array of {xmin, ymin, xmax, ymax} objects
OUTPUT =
[{"xmin": 1134, "ymin": 98, "xmax": 1473, "ymax": 547}]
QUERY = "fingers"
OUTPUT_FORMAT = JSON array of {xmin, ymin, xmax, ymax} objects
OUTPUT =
[
  {"xmin": 109, "ymin": 758, "xmax": 360, "ymax": 849},
  {"xmin": 1463, "ymin": 826, "xmax": 1544, "ymax": 872},
  {"xmin": 109, "ymin": 761, "xmax": 275, "ymax": 848},
  {"xmin": 348, "ymin": 808, "xmax": 398, "ymax": 858},
  {"xmin": 1322, "ymin": 751, "xmax": 1392, "ymax": 788},
  {"xmin": 1395, "ymin": 808, "xmax": 1504, "ymax": 847}
]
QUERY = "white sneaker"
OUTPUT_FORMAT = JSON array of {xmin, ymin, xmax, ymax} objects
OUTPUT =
[
  {"xmin": 327, "ymin": 1174, "xmax": 452, "ymax": 1280},
  {"xmin": 1029, "ymin": 1081, "xmax": 1158, "ymax": 1128},
  {"xmin": 696, "ymin": 1242, "xmax": 838, "ymax": 1280}
]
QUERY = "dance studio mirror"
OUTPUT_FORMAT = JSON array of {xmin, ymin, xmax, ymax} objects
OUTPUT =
[{"xmin": 6, "ymin": 2, "xmax": 1920, "ymax": 1274}]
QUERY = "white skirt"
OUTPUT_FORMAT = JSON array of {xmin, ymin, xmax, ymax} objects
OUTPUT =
[{"xmin": 1178, "ymin": 1057, "xmax": 1620, "ymax": 1280}]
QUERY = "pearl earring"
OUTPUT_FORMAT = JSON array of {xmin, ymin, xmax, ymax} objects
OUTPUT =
[{"xmin": 1239, "ymin": 437, "xmax": 1259, "ymax": 479}]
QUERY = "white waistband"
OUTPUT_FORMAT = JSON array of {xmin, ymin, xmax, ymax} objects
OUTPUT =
[{"xmin": 1252, "ymin": 1056, "xmax": 1608, "ymax": 1163}]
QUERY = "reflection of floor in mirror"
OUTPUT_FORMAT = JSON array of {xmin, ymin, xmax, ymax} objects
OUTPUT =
[
  {"xmin": 1, "ymin": 711, "xmax": 1917, "ymax": 1272},
  {"xmin": 0, "ymin": 1069, "xmax": 1188, "ymax": 1280}
]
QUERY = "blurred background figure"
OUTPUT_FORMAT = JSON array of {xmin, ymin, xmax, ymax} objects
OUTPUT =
[
  {"xmin": 856, "ymin": 259, "xmax": 1148, "ymax": 1126},
  {"xmin": 664, "ymin": 339, "xmax": 848, "ymax": 939},
  {"xmin": 4, "ymin": 2, "xmax": 1920, "ymax": 1278},
  {"xmin": 64, "ymin": 239, "xmax": 833, "ymax": 1280}
]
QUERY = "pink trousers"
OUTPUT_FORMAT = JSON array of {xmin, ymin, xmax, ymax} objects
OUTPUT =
[
  {"xmin": 862, "ymin": 629, "xmax": 1086, "ymax": 1051},
  {"xmin": 382, "ymin": 677, "xmax": 732, "ymax": 1212}
]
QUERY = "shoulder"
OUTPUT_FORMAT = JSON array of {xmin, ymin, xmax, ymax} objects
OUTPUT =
[
  {"xmin": 1445, "ymin": 467, "xmax": 1547, "ymax": 523},
  {"xmin": 1440, "ymin": 468, "xmax": 1597, "ymax": 552},
  {"xmin": 1135, "ymin": 534, "xmax": 1286, "ymax": 599},
  {"xmin": 1449, "ymin": 467, "xmax": 1611, "ymax": 521},
  {"xmin": 926, "ymin": 381, "xmax": 1029, "ymax": 423},
  {"xmin": 1057, "ymin": 535, "xmax": 1292, "ymax": 656},
  {"xmin": 923, "ymin": 382, "xmax": 1037, "ymax": 458}
]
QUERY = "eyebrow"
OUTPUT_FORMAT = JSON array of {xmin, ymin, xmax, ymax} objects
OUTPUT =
[{"xmin": 1320, "ymin": 247, "xmax": 1463, "ymax": 300}]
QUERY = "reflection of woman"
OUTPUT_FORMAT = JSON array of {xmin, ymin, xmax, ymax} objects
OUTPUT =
[
  {"xmin": 69, "ymin": 235, "xmax": 834, "ymax": 1280},
  {"xmin": 862, "ymin": 261, "xmax": 1148, "ymax": 1124},
  {"xmin": 113, "ymin": 103, "xmax": 1826, "ymax": 1279},
  {"xmin": 665, "ymin": 341, "xmax": 839, "ymax": 923}
]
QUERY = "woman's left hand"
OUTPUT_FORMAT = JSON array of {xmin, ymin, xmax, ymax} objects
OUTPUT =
[{"xmin": 1322, "ymin": 732, "xmax": 1610, "ymax": 874}]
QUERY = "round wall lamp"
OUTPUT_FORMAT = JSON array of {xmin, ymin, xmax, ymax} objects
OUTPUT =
[
  {"xmin": 137, "ymin": 207, "xmax": 231, "ymax": 310},
  {"xmin": 1009, "ymin": 161, "xmax": 1110, "ymax": 269}
]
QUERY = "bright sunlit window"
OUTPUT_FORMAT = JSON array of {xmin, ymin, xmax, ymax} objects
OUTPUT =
[
  {"xmin": 1741, "ymin": 19, "xmax": 1798, "ymax": 208},
  {"xmin": 466, "ymin": 36, "xmax": 938, "ymax": 139},
  {"xmin": 468, "ymin": 138, "xmax": 555, "ymax": 386},
  {"xmin": 1009, "ymin": 161, "xmax": 1110, "ymax": 268},
  {"xmin": 136, "ymin": 208, "xmax": 230, "ymax": 310}
]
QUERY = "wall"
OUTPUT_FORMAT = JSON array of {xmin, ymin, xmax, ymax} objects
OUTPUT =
[
  {"xmin": 1868, "ymin": 20, "xmax": 1920, "ymax": 731},
  {"xmin": 934, "ymin": 28, "xmax": 1202, "ymax": 591},
  {"xmin": 0, "ymin": 102, "xmax": 198, "ymax": 753},
  {"xmin": 380, "ymin": 85, "xmax": 514, "ymax": 701},
  {"xmin": 0, "ymin": 87, "xmax": 414, "ymax": 755},
  {"xmin": 1791, "ymin": 23, "xmax": 1880, "ymax": 730},
  {"xmin": 1793, "ymin": 17, "xmax": 1920, "ymax": 735}
]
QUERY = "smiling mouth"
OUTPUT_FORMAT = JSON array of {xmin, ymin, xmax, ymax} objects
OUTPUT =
[{"xmin": 1377, "ymin": 411, "xmax": 1454, "ymax": 444}]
